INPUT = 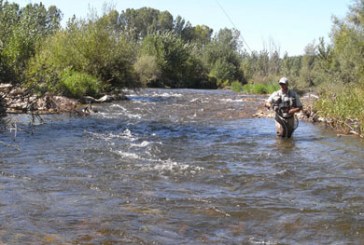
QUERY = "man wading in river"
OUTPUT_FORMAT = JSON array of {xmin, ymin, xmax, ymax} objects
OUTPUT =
[{"xmin": 265, "ymin": 77, "xmax": 303, "ymax": 138}]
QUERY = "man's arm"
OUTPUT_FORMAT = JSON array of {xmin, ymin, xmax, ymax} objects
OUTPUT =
[
  {"xmin": 289, "ymin": 92, "xmax": 303, "ymax": 114},
  {"xmin": 288, "ymin": 106, "xmax": 302, "ymax": 114},
  {"xmin": 265, "ymin": 92, "xmax": 276, "ymax": 109}
]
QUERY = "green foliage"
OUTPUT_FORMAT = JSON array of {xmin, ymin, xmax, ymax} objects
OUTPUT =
[
  {"xmin": 66, "ymin": 17, "xmax": 138, "ymax": 89},
  {"xmin": 190, "ymin": 25, "xmax": 213, "ymax": 45},
  {"xmin": 119, "ymin": 7, "xmax": 174, "ymax": 41},
  {"xmin": 26, "ymin": 15, "xmax": 139, "ymax": 94},
  {"xmin": 204, "ymin": 28, "xmax": 244, "ymax": 87},
  {"xmin": 240, "ymin": 49, "xmax": 284, "ymax": 85},
  {"xmin": 209, "ymin": 59, "xmax": 236, "ymax": 88},
  {"xmin": 140, "ymin": 32, "xmax": 187, "ymax": 87},
  {"xmin": 313, "ymin": 0, "xmax": 364, "ymax": 133},
  {"xmin": 244, "ymin": 83, "xmax": 279, "ymax": 94},
  {"xmin": 59, "ymin": 70, "xmax": 101, "ymax": 98},
  {"xmin": 26, "ymin": 31, "xmax": 71, "ymax": 94},
  {"xmin": 183, "ymin": 47, "xmax": 210, "ymax": 88},
  {"xmin": 315, "ymin": 84, "xmax": 364, "ymax": 133},
  {"xmin": 230, "ymin": 81, "xmax": 244, "ymax": 92},
  {"xmin": 134, "ymin": 55, "xmax": 161, "ymax": 86},
  {"xmin": 0, "ymin": 1, "xmax": 61, "ymax": 84},
  {"xmin": 243, "ymin": 83, "xmax": 267, "ymax": 94},
  {"xmin": 231, "ymin": 81, "xmax": 279, "ymax": 94},
  {"xmin": 140, "ymin": 32, "xmax": 208, "ymax": 88}
]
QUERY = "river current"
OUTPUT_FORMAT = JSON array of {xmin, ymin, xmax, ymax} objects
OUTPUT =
[{"xmin": 0, "ymin": 89, "xmax": 363, "ymax": 244}]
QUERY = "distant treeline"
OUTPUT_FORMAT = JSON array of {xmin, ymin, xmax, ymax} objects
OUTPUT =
[{"xmin": 0, "ymin": 0, "xmax": 363, "ymax": 133}]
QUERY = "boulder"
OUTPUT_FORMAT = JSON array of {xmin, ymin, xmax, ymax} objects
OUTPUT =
[{"xmin": 51, "ymin": 96, "xmax": 79, "ymax": 112}]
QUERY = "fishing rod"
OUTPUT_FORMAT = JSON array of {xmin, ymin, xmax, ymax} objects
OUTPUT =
[{"xmin": 215, "ymin": 0, "xmax": 253, "ymax": 53}]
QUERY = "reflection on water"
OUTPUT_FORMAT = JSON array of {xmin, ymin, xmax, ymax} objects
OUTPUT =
[
  {"xmin": 0, "ymin": 89, "xmax": 363, "ymax": 244},
  {"xmin": 274, "ymin": 137, "xmax": 297, "ymax": 152}
]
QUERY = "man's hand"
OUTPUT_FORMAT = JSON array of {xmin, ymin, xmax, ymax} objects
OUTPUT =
[{"xmin": 288, "ymin": 107, "xmax": 301, "ymax": 115}]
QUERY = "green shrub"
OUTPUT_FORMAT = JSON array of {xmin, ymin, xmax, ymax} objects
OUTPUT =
[
  {"xmin": 235, "ymin": 82, "xmax": 279, "ymax": 94},
  {"xmin": 230, "ymin": 81, "xmax": 244, "ymax": 92},
  {"xmin": 59, "ymin": 70, "xmax": 101, "ymax": 98},
  {"xmin": 134, "ymin": 55, "xmax": 160, "ymax": 86},
  {"xmin": 315, "ymin": 84, "xmax": 364, "ymax": 133}
]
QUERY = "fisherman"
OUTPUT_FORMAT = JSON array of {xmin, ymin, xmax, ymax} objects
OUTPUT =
[{"xmin": 265, "ymin": 77, "xmax": 303, "ymax": 137}]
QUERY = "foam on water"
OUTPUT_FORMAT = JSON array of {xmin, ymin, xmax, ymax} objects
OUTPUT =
[{"xmin": 85, "ymin": 128, "xmax": 136, "ymax": 142}]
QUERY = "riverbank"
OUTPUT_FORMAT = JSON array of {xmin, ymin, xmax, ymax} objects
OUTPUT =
[{"xmin": 0, "ymin": 83, "xmax": 128, "ymax": 116}]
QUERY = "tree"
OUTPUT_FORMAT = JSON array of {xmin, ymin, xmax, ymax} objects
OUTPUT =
[
  {"xmin": 203, "ymin": 28, "xmax": 244, "ymax": 87},
  {"xmin": 134, "ymin": 55, "xmax": 161, "ymax": 86},
  {"xmin": 330, "ymin": 0, "xmax": 364, "ymax": 84},
  {"xmin": 26, "ymin": 14, "xmax": 138, "ymax": 96},
  {"xmin": 139, "ymin": 32, "xmax": 208, "ymax": 88},
  {"xmin": 299, "ymin": 42, "xmax": 317, "ymax": 89},
  {"xmin": 0, "ymin": 1, "xmax": 62, "ymax": 84},
  {"xmin": 119, "ymin": 7, "xmax": 173, "ymax": 41}
]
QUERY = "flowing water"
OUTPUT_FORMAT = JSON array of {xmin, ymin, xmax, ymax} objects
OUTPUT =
[{"xmin": 0, "ymin": 89, "xmax": 363, "ymax": 244}]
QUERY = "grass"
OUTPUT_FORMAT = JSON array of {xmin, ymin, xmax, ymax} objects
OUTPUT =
[{"xmin": 315, "ymin": 84, "xmax": 364, "ymax": 135}]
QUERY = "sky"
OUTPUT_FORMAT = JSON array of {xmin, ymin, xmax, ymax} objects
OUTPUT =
[{"xmin": 11, "ymin": 0, "xmax": 353, "ymax": 56}]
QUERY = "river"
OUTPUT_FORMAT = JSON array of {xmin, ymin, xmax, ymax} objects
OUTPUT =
[{"xmin": 0, "ymin": 89, "xmax": 363, "ymax": 244}]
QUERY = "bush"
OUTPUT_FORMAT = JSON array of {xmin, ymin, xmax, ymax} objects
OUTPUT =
[
  {"xmin": 230, "ymin": 81, "xmax": 244, "ymax": 92},
  {"xmin": 59, "ymin": 70, "xmax": 102, "ymax": 98},
  {"xmin": 134, "ymin": 55, "xmax": 160, "ymax": 86},
  {"xmin": 235, "ymin": 82, "xmax": 279, "ymax": 94},
  {"xmin": 316, "ymin": 84, "xmax": 364, "ymax": 118}
]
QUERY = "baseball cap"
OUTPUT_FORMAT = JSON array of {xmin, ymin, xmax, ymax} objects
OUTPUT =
[{"xmin": 279, "ymin": 77, "xmax": 289, "ymax": 85}]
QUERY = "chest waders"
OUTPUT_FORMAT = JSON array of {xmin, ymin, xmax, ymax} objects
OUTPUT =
[
  {"xmin": 272, "ymin": 92, "xmax": 299, "ymax": 138},
  {"xmin": 275, "ymin": 112, "xmax": 299, "ymax": 138}
]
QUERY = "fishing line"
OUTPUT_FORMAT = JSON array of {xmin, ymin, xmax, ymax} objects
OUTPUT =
[{"xmin": 215, "ymin": 0, "xmax": 252, "ymax": 53}]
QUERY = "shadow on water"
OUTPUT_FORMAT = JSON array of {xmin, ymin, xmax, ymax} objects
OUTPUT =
[{"xmin": 0, "ymin": 89, "xmax": 363, "ymax": 244}]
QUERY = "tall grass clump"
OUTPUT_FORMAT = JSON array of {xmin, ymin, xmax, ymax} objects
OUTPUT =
[{"xmin": 315, "ymin": 84, "xmax": 364, "ymax": 134}]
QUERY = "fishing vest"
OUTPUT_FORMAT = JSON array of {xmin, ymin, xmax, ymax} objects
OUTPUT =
[{"xmin": 271, "ymin": 90, "xmax": 297, "ymax": 118}]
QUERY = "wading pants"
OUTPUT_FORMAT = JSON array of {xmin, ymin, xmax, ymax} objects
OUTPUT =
[{"xmin": 275, "ymin": 116, "xmax": 294, "ymax": 138}]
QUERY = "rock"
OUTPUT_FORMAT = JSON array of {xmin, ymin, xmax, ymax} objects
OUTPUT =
[
  {"xmin": 51, "ymin": 96, "xmax": 79, "ymax": 112},
  {"xmin": 80, "ymin": 96, "xmax": 97, "ymax": 104},
  {"xmin": 9, "ymin": 87, "xmax": 26, "ymax": 96},
  {"xmin": 96, "ymin": 95, "xmax": 115, "ymax": 103},
  {"xmin": 1, "ymin": 85, "xmax": 130, "ymax": 116},
  {"xmin": 0, "ymin": 83, "xmax": 12, "ymax": 93},
  {"xmin": 95, "ymin": 93, "xmax": 128, "ymax": 103},
  {"xmin": 8, "ymin": 99, "xmax": 28, "ymax": 111}
]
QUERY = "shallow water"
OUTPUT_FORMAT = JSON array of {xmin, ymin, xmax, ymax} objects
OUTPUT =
[{"xmin": 0, "ymin": 89, "xmax": 363, "ymax": 244}]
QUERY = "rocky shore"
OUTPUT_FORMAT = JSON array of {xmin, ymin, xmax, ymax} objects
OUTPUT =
[{"xmin": 0, "ymin": 83, "xmax": 128, "ymax": 117}]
